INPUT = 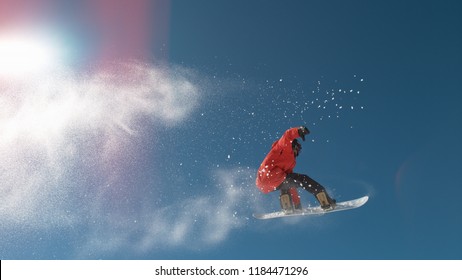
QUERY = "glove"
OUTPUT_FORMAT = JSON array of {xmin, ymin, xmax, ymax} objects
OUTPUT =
[{"xmin": 298, "ymin": 126, "xmax": 310, "ymax": 141}]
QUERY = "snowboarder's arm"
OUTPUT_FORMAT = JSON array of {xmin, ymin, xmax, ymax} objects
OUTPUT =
[{"xmin": 277, "ymin": 127, "xmax": 307, "ymax": 147}]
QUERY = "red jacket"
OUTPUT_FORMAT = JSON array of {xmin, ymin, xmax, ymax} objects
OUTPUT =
[{"xmin": 256, "ymin": 128, "xmax": 300, "ymax": 193}]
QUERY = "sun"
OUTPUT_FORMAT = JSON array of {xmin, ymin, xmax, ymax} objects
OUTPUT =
[{"xmin": 0, "ymin": 29, "xmax": 64, "ymax": 78}]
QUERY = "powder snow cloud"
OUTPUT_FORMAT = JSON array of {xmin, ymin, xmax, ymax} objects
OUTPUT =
[
  {"xmin": 74, "ymin": 168, "xmax": 254, "ymax": 258},
  {"xmin": 0, "ymin": 61, "xmax": 253, "ymax": 258}
]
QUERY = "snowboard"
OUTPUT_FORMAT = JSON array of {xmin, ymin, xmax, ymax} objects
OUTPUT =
[{"xmin": 253, "ymin": 195, "xmax": 369, "ymax": 220}]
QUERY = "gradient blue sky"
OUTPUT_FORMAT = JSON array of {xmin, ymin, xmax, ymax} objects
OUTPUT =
[{"xmin": 1, "ymin": 0, "xmax": 461, "ymax": 260}]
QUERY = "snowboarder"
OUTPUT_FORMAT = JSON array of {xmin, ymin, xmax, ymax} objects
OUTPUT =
[{"xmin": 256, "ymin": 126, "xmax": 336, "ymax": 212}]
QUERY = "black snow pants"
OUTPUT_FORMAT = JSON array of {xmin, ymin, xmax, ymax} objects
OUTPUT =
[{"xmin": 277, "ymin": 173, "xmax": 326, "ymax": 195}]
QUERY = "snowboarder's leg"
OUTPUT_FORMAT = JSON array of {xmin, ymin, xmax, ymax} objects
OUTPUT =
[{"xmin": 286, "ymin": 173, "xmax": 336, "ymax": 209}]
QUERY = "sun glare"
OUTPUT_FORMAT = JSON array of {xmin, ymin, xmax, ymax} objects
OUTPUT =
[{"xmin": 0, "ymin": 30, "xmax": 64, "ymax": 77}]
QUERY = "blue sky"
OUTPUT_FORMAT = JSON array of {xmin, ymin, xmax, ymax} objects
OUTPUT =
[{"xmin": 0, "ymin": 0, "xmax": 461, "ymax": 260}]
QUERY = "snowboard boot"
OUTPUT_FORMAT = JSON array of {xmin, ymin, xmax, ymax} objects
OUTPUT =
[
  {"xmin": 280, "ymin": 193, "xmax": 294, "ymax": 213},
  {"xmin": 316, "ymin": 191, "xmax": 337, "ymax": 210}
]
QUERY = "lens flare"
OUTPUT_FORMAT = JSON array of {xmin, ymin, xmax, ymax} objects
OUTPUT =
[{"xmin": 0, "ymin": 29, "xmax": 64, "ymax": 77}]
